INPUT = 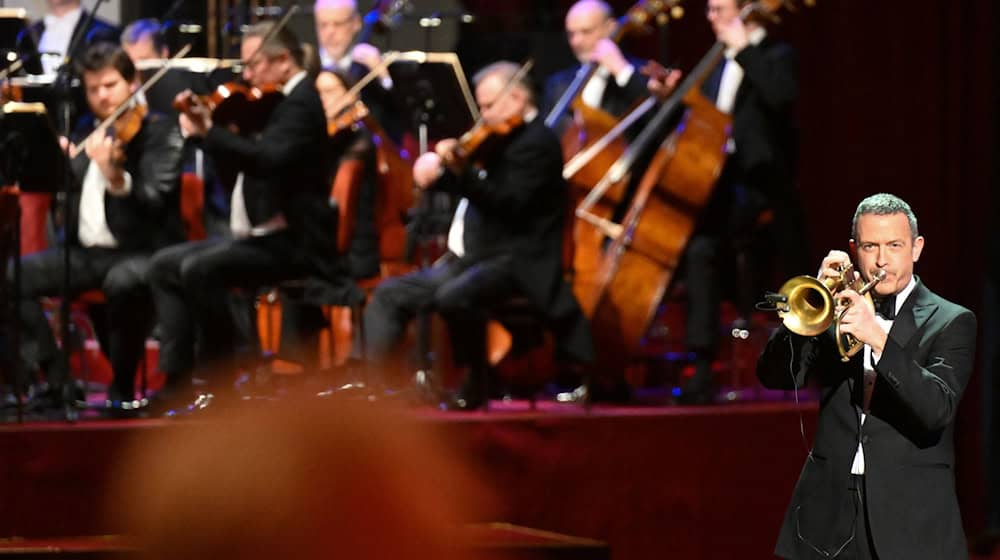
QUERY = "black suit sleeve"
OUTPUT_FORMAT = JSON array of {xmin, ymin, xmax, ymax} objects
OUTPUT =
[
  {"xmin": 203, "ymin": 92, "xmax": 322, "ymax": 175},
  {"xmin": 105, "ymin": 116, "xmax": 184, "ymax": 224},
  {"xmin": 733, "ymin": 42, "xmax": 798, "ymax": 112},
  {"xmin": 757, "ymin": 325, "xmax": 851, "ymax": 390},
  {"xmin": 874, "ymin": 310, "xmax": 977, "ymax": 432},
  {"xmin": 435, "ymin": 126, "xmax": 562, "ymax": 220}
]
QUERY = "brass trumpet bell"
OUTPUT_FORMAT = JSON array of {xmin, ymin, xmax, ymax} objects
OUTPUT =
[
  {"xmin": 775, "ymin": 275, "xmax": 837, "ymax": 337},
  {"xmin": 772, "ymin": 264, "xmax": 886, "ymax": 361}
]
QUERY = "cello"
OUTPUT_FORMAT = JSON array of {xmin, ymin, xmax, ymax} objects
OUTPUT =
[{"xmin": 580, "ymin": 0, "xmax": 808, "ymax": 378}]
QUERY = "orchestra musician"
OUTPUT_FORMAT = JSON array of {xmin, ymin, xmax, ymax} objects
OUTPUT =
[
  {"xmin": 16, "ymin": 0, "xmax": 120, "ymax": 76},
  {"xmin": 313, "ymin": 0, "xmax": 400, "ymax": 141},
  {"xmin": 757, "ymin": 193, "xmax": 975, "ymax": 560},
  {"xmin": 148, "ymin": 22, "xmax": 340, "ymax": 413},
  {"xmin": 541, "ymin": 0, "xmax": 652, "ymax": 133},
  {"xmin": 648, "ymin": 0, "xmax": 806, "ymax": 404},
  {"xmin": 274, "ymin": 68, "xmax": 381, "ymax": 367},
  {"xmin": 120, "ymin": 18, "xmax": 168, "ymax": 62},
  {"xmin": 363, "ymin": 61, "xmax": 594, "ymax": 411},
  {"xmin": 4, "ymin": 42, "xmax": 184, "ymax": 409}
]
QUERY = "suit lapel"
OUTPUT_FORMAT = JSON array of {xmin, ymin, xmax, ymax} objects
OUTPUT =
[{"xmin": 888, "ymin": 278, "xmax": 937, "ymax": 350}]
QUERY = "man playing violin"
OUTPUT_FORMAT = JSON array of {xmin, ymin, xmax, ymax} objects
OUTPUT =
[
  {"xmin": 757, "ymin": 193, "xmax": 976, "ymax": 560},
  {"xmin": 313, "ymin": 0, "xmax": 400, "ymax": 141},
  {"xmin": 149, "ymin": 22, "xmax": 338, "ymax": 412},
  {"xmin": 4, "ymin": 42, "xmax": 184, "ymax": 409},
  {"xmin": 363, "ymin": 61, "xmax": 594, "ymax": 410}
]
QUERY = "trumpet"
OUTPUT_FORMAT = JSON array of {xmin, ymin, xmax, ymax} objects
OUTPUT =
[{"xmin": 772, "ymin": 263, "xmax": 886, "ymax": 361}]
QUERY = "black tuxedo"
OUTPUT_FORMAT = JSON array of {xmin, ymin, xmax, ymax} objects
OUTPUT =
[
  {"xmin": 149, "ymin": 75, "xmax": 345, "ymax": 388},
  {"xmin": 16, "ymin": 11, "xmax": 120, "ymax": 75},
  {"xmin": 757, "ymin": 278, "xmax": 976, "ymax": 559},
  {"xmin": 541, "ymin": 57, "xmax": 649, "ymax": 135},
  {"xmin": 364, "ymin": 118, "xmax": 594, "ymax": 377},
  {"xmin": 7, "ymin": 111, "xmax": 184, "ymax": 400}
]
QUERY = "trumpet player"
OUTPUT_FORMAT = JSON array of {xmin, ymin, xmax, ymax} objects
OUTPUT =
[{"xmin": 757, "ymin": 193, "xmax": 976, "ymax": 560}]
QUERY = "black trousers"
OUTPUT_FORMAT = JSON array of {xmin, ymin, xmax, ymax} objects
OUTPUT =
[
  {"xmin": 683, "ymin": 164, "xmax": 808, "ymax": 354},
  {"xmin": 363, "ymin": 253, "xmax": 518, "ymax": 376},
  {"xmin": 148, "ymin": 233, "xmax": 310, "ymax": 389},
  {"xmin": 792, "ymin": 474, "xmax": 879, "ymax": 560},
  {"xmin": 7, "ymin": 246, "xmax": 152, "ymax": 399}
]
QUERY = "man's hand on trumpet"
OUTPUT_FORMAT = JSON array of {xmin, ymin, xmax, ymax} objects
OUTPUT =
[
  {"xmin": 818, "ymin": 250, "xmax": 855, "ymax": 283},
  {"xmin": 836, "ymin": 289, "xmax": 889, "ymax": 356}
]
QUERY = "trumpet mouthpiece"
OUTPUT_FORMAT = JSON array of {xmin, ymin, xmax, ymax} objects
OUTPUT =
[{"xmin": 873, "ymin": 269, "xmax": 887, "ymax": 281}]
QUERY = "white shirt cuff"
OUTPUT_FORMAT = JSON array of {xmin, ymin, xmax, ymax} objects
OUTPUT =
[{"xmin": 614, "ymin": 64, "xmax": 635, "ymax": 87}]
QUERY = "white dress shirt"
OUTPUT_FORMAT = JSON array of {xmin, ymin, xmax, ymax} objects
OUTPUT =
[
  {"xmin": 38, "ymin": 7, "xmax": 83, "ymax": 75},
  {"xmin": 78, "ymin": 159, "xmax": 132, "ymax": 249},
  {"xmin": 850, "ymin": 275, "xmax": 917, "ymax": 475},
  {"xmin": 580, "ymin": 64, "xmax": 636, "ymax": 111},
  {"xmin": 229, "ymin": 71, "xmax": 307, "ymax": 239},
  {"xmin": 715, "ymin": 27, "xmax": 768, "ymax": 115}
]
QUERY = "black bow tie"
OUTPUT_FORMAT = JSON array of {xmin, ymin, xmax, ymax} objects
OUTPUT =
[{"xmin": 873, "ymin": 294, "xmax": 897, "ymax": 320}]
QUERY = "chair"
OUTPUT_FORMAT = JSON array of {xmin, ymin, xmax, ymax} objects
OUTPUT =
[
  {"xmin": 476, "ymin": 197, "xmax": 581, "ymax": 411},
  {"xmin": 24, "ymin": 172, "xmax": 207, "ymax": 401}
]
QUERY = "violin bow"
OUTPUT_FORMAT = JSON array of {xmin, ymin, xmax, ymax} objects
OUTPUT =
[{"xmin": 239, "ymin": 2, "xmax": 301, "ymax": 68}]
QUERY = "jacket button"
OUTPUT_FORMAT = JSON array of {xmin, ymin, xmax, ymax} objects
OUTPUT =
[{"xmin": 861, "ymin": 435, "xmax": 870, "ymax": 444}]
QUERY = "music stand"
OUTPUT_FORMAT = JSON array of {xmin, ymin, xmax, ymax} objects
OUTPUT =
[
  {"xmin": 0, "ymin": 101, "xmax": 64, "ymax": 421},
  {"xmin": 0, "ymin": 8, "xmax": 28, "ymax": 70}
]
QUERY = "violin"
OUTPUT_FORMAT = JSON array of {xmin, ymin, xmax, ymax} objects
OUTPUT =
[
  {"xmin": 173, "ymin": 82, "xmax": 284, "ymax": 136},
  {"xmin": 108, "ymin": 102, "xmax": 148, "ymax": 145},
  {"xmin": 327, "ymin": 99, "xmax": 370, "ymax": 137},
  {"xmin": 446, "ymin": 114, "xmax": 525, "ymax": 169}
]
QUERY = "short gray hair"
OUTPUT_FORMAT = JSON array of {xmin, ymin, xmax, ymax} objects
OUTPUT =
[
  {"xmin": 472, "ymin": 61, "xmax": 536, "ymax": 105},
  {"xmin": 852, "ymin": 193, "xmax": 919, "ymax": 240}
]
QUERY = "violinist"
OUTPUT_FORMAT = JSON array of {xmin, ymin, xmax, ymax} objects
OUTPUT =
[
  {"xmin": 5, "ymin": 42, "xmax": 184, "ymax": 409},
  {"xmin": 316, "ymin": 69, "xmax": 379, "ymax": 278},
  {"xmin": 542, "ymin": 0, "xmax": 651, "ymax": 133},
  {"xmin": 313, "ymin": 0, "xmax": 401, "ymax": 141},
  {"xmin": 148, "ymin": 22, "xmax": 337, "ymax": 413},
  {"xmin": 363, "ymin": 61, "xmax": 594, "ymax": 411},
  {"xmin": 648, "ymin": 0, "xmax": 807, "ymax": 404}
]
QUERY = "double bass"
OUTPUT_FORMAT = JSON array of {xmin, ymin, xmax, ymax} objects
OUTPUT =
[
  {"xmin": 548, "ymin": 0, "xmax": 684, "ymax": 316},
  {"xmin": 580, "ymin": 0, "xmax": 809, "ymax": 379}
]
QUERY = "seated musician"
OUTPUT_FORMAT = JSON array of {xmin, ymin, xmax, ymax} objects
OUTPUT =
[
  {"xmin": 120, "ymin": 18, "xmax": 168, "ymax": 62},
  {"xmin": 4, "ymin": 42, "xmax": 184, "ymax": 409},
  {"xmin": 647, "ymin": 0, "xmax": 807, "ymax": 404},
  {"xmin": 313, "ymin": 0, "xmax": 401, "ymax": 141},
  {"xmin": 363, "ymin": 61, "xmax": 594, "ymax": 411},
  {"xmin": 16, "ymin": 0, "xmax": 120, "ymax": 76},
  {"xmin": 542, "ymin": 0, "xmax": 652, "ymax": 133},
  {"xmin": 148, "ymin": 22, "xmax": 343, "ymax": 413},
  {"xmin": 274, "ymin": 68, "xmax": 382, "ymax": 367}
]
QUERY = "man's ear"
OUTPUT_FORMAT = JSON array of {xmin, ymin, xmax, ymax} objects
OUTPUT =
[
  {"xmin": 912, "ymin": 235, "xmax": 925, "ymax": 263},
  {"xmin": 849, "ymin": 239, "xmax": 857, "ymax": 253}
]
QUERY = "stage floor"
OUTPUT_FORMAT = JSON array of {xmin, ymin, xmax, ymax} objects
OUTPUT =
[{"xmin": 1, "ymin": 399, "xmax": 821, "ymax": 560}]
